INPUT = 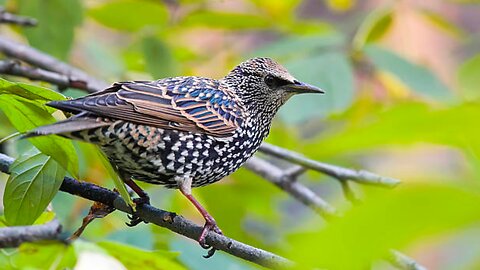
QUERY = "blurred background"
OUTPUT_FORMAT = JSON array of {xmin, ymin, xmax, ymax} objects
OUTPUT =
[{"xmin": 1, "ymin": 0, "xmax": 480, "ymax": 269}]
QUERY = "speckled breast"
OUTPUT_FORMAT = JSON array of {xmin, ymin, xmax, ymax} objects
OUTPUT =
[{"xmin": 92, "ymin": 119, "xmax": 263, "ymax": 189}]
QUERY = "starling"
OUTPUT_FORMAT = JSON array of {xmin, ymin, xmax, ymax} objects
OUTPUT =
[{"xmin": 27, "ymin": 57, "xmax": 324, "ymax": 254}]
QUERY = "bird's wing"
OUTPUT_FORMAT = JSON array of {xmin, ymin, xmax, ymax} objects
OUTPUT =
[{"xmin": 47, "ymin": 77, "xmax": 244, "ymax": 137}]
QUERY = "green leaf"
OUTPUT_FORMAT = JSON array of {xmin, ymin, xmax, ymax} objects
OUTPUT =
[
  {"xmin": 251, "ymin": 33, "xmax": 345, "ymax": 61},
  {"xmin": 288, "ymin": 184, "xmax": 480, "ymax": 269},
  {"xmin": 364, "ymin": 45, "xmax": 453, "ymax": 101},
  {"xmin": 0, "ymin": 78, "xmax": 66, "ymax": 103},
  {"xmin": 309, "ymin": 101, "xmax": 480, "ymax": 159},
  {"xmin": 353, "ymin": 7, "xmax": 393, "ymax": 49},
  {"xmin": 142, "ymin": 36, "xmax": 177, "ymax": 79},
  {"xmin": 32, "ymin": 211, "xmax": 56, "ymax": 225},
  {"xmin": 11, "ymin": 242, "xmax": 76, "ymax": 269},
  {"xmin": 420, "ymin": 9, "xmax": 465, "ymax": 39},
  {"xmin": 18, "ymin": 0, "xmax": 83, "ymax": 60},
  {"xmin": 0, "ymin": 95, "xmax": 78, "ymax": 176},
  {"xmin": 84, "ymin": 40, "xmax": 126, "ymax": 79},
  {"xmin": 447, "ymin": 0, "xmax": 480, "ymax": 3},
  {"xmin": 181, "ymin": 11, "xmax": 270, "ymax": 29},
  {"xmin": 0, "ymin": 250, "xmax": 13, "ymax": 270},
  {"xmin": 88, "ymin": 0, "xmax": 168, "ymax": 32},
  {"xmin": 96, "ymin": 150, "xmax": 133, "ymax": 207},
  {"xmin": 458, "ymin": 54, "xmax": 480, "ymax": 100},
  {"xmin": 4, "ymin": 149, "xmax": 65, "ymax": 225},
  {"xmin": 249, "ymin": 0, "xmax": 302, "ymax": 20},
  {"xmin": 326, "ymin": 0, "xmax": 357, "ymax": 12},
  {"xmin": 98, "ymin": 241, "xmax": 186, "ymax": 270},
  {"xmin": 286, "ymin": 20, "xmax": 334, "ymax": 35},
  {"xmin": 278, "ymin": 52, "xmax": 355, "ymax": 123}
]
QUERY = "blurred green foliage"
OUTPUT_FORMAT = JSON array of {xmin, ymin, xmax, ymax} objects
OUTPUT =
[
  {"xmin": 18, "ymin": 0, "xmax": 83, "ymax": 60},
  {"xmin": 0, "ymin": 0, "xmax": 480, "ymax": 269},
  {"xmin": 289, "ymin": 184, "xmax": 480, "ymax": 269}
]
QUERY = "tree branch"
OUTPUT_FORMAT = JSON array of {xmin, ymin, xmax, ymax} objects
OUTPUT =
[
  {"xmin": 0, "ymin": 37, "xmax": 108, "ymax": 92},
  {"xmin": 388, "ymin": 250, "xmax": 427, "ymax": 270},
  {"xmin": 245, "ymin": 156, "xmax": 338, "ymax": 218},
  {"xmin": 0, "ymin": 60, "xmax": 99, "ymax": 92},
  {"xmin": 259, "ymin": 143, "xmax": 401, "ymax": 187},
  {"xmin": 0, "ymin": 8, "xmax": 37, "ymax": 27},
  {"xmin": 0, "ymin": 153, "xmax": 292, "ymax": 269},
  {"xmin": 0, "ymin": 219, "xmax": 61, "ymax": 248}
]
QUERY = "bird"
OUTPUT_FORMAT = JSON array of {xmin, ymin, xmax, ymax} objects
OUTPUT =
[{"xmin": 26, "ymin": 57, "xmax": 324, "ymax": 256}]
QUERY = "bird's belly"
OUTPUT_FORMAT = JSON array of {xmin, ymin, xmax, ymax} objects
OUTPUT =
[{"xmin": 95, "ymin": 122, "xmax": 258, "ymax": 188}]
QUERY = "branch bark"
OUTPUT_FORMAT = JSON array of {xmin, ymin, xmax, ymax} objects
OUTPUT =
[
  {"xmin": 0, "ymin": 8, "xmax": 37, "ymax": 26},
  {"xmin": 0, "ymin": 219, "xmax": 61, "ymax": 248},
  {"xmin": 0, "ymin": 37, "xmax": 108, "ymax": 92},
  {"xmin": 259, "ymin": 143, "xmax": 400, "ymax": 187},
  {"xmin": 388, "ymin": 250, "xmax": 427, "ymax": 270},
  {"xmin": 0, "ymin": 60, "xmax": 98, "ymax": 92},
  {"xmin": 245, "ymin": 156, "xmax": 338, "ymax": 218},
  {"xmin": 0, "ymin": 153, "xmax": 292, "ymax": 269}
]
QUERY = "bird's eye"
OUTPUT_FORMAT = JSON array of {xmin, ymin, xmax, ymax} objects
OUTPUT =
[{"xmin": 264, "ymin": 75, "xmax": 276, "ymax": 88}]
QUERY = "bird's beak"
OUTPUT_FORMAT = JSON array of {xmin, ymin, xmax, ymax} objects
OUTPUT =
[{"xmin": 283, "ymin": 80, "xmax": 325, "ymax": 94}]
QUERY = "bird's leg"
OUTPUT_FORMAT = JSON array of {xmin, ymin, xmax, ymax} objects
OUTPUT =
[
  {"xmin": 125, "ymin": 179, "xmax": 150, "ymax": 205},
  {"xmin": 178, "ymin": 177, "xmax": 222, "ymax": 258},
  {"xmin": 124, "ymin": 179, "xmax": 150, "ymax": 227},
  {"xmin": 107, "ymin": 160, "xmax": 151, "ymax": 227}
]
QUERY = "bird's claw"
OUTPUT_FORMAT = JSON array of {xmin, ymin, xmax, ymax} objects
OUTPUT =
[
  {"xmin": 125, "ymin": 213, "xmax": 146, "ymax": 227},
  {"xmin": 125, "ymin": 196, "xmax": 150, "ymax": 227},
  {"xmin": 198, "ymin": 221, "xmax": 223, "ymax": 258}
]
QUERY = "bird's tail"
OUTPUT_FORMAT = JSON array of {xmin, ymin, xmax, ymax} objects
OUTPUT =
[{"xmin": 23, "ymin": 115, "xmax": 111, "ymax": 139}]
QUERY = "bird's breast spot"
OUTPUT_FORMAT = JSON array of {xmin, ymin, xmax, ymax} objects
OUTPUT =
[{"xmin": 166, "ymin": 161, "xmax": 175, "ymax": 171}]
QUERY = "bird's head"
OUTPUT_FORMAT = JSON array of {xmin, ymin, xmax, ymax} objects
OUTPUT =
[{"xmin": 223, "ymin": 57, "xmax": 324, "ymax": 118}]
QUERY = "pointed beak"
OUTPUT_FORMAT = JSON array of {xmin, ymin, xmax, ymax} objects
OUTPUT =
[{"xmin": 283, "ymin": 80, "xmax": 325, "ymax": 94}]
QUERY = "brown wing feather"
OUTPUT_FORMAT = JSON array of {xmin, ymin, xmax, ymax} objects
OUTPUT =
[{"xmin": 47, "ymin": 78, "xmax": 244, "ymax": 137}]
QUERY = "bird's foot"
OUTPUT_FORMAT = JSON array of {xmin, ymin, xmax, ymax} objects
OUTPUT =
[
  {"xmin": 198, "ymin": 219, "xmax": 223, "ymax": 258},
  {"xmin": 126, "ymin": 196, "xmax": 150, "ymax": 227}
]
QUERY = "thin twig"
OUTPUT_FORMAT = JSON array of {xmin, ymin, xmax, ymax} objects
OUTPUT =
[
  {"xmin": 0, "ymin": 153, "xmax": 292, "ymax": 269},
  {"xmin": 0, "ymin": 219, "xmax": 62, "ymax": 248},
  {"xmin": 245, "ymin": 156, "xmax": 338, "ymax": 218},
  {"xmin": 0, "ymin": 37, "xmax": 108, "ymax": 92},
  {"xmin": 0, "ymin": 60, "xmax": 98, "ymax": 92},
  {"xmin": 388, "ymin": 250, "xmax": 428, "ymax": 270},
  {"xmin": 0, "ymin": 7, "xmax": 37, "ymax": 27},
  {"xmin": 259, "ymin": 143, "xmax": 401, "ymax": 187}
]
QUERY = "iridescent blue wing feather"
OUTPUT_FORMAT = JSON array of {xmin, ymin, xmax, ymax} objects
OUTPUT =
[{"xmin": 47, "ymin": 77, "xmax": 244, "ymax": 137}]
